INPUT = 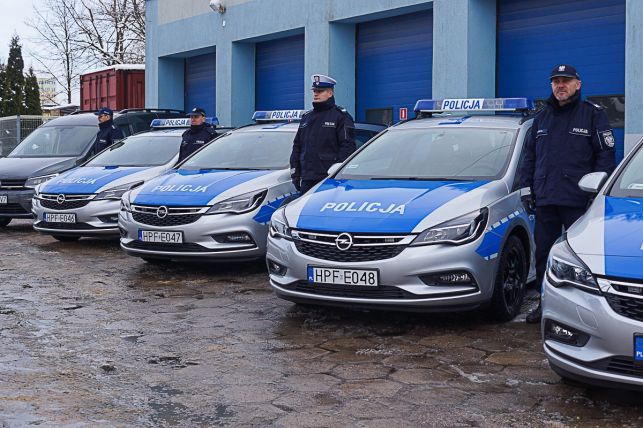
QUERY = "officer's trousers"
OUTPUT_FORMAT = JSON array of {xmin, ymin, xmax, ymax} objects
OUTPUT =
[{"xmin": 535, "ymin": 205, "xmax": 586, "ymax": 291}]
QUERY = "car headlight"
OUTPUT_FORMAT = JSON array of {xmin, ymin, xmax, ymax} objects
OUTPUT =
[
  {"xmin": 546, "ymin": 235, "xmax": 599, "ymax": 293},
  {"xmin": 25, "ymin": 173, "xmax": 59, "ymax": 189},
  {"xmin": 120, "ymin": 192, "xmax": 132, "ymax": 212},
  {"xmin": 411, "ymin": 208, "xmax": 488, "ymax": 246},
  {"xmin": 205, "ymin": 189, "xmax": 267, "ymax": 215},
  {"xmin": 269, "ymin": 207, "xmax": 292, "ymax": 240},
  {"xmin": 95, "ymin": 181, "xmax": 144, "ymax": 201}
]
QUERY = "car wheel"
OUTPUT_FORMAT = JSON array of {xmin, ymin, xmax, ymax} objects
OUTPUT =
[
  {"xmin": 489, "ymin": 234, "xmax": 527, "ymax": 321},
  {"xmin": 52, "ymin": 235, "xmax": 81, "ymax": 242},
  {"xmin": 0, "ymin": 218, "xmax": 11, "ymax": 227}
]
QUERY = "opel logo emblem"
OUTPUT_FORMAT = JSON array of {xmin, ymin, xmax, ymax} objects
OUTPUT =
[
  {"xmin": 56, "ymin": 194, "xmax": 66, "ymax": 204},
  {"xmin": 156, "ymin": 206, "xmax": 168, "ymax": 219},
  {"xmin": 335, "ymin": 232, "xmax": 353, "ymax": 251}
]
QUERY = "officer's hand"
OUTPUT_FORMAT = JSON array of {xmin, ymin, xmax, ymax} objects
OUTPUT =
[
  {"xmin": 291, "ymin": 177, "xmax": 301, "ymax": 192},
  {"xmin": 521, "ymin": 194, "xmax": 536, "ymax": 214}
]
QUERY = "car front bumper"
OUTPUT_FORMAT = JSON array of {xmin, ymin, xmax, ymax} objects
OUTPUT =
[
  {"xmin": 0, "ymin": 188, "xmax": 34, "ymax": 219},
  {"xmin": 266, "ymin": 233, "xmax": 498, "ymax": 311},
  {"xmin": 32, "ymin": 197, "xmax": 120, "ymax": 237},
  {"xmin": 542, "ymin": 275, "xmax": 643, "ymax": 390}
]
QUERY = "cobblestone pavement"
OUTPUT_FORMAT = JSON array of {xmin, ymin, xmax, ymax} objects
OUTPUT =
[{"xmin": 0, "ymin": 220, "xmax": 641, "ymax": 427}]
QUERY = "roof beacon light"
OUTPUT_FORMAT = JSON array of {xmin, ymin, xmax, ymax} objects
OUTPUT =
[
  {"xmin": 252, "ymin": 110, "xmax": 306, "ymax": 122},
  {"xmin": 414, "ymin": 98, "xmax": 534, "ymax": 113},
  {"xmin": 150, "ymin": 117, "xmax": 219, "ymax": 128}
]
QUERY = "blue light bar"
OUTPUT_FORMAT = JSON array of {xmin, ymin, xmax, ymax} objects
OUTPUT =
[
  {"xmin": 252, "ymin": 110, "xmax": 306, "ymax": 122},
  {"xmin": 414, "ymin": 98, "xmax": 534, "ymax": 113},
  {"xmin": 150, "ymin": 117, "xmax": 219, "ymax": 128}
]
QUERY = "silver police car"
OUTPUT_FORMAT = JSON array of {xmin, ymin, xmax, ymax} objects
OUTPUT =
[
  {"xmin": 119, "ymin": 110, "xmax": 385, "ymax": 264},
  {"xmin": 543, "ymin": 139, "xmax": 643, "ymax": 390},
  {"xmin": 32, "ymin": 118, "xmax": 208, "ymax": 241},
  {"xmin": 267, "ymin": 98, "xmax": 537, "ymax": 321}
]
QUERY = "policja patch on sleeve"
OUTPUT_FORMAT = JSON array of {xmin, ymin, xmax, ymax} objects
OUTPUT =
[{"xmin": 599, "ymin": 130, "xmax": 615, "ymax": 148}]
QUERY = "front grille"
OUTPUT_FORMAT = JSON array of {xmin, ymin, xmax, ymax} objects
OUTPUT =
[
  {"xmin": 37, "ymin": 221, "xmax": 94, "ymax": 230},
  {"xmin": 131, "ymin": 205, "xmax": 204, "ymax": 227},
  {"xmin": 0, "ymin": 203, "xmax": 28, "ymax": 214},
  {"xmin": 0, "ymin": 179, "xmax": 26, "ymax": 190},
  {"xmin": 124, "ymin": 240, "xmax": 211, "ymax": 253},
  {"xmin": 40, "ymin": 199, "xmax": 91, "ymax": 210},
  {"xmin": 39, "ymin": 194, "xmax": 93, "ymax": 210},
  {"xmin": 605, "ymin": 293, "xmax": 643, "ymax": 322},
  {"xmin": 584, "ymin": 356, "xmax": 643, "ymax": 379},
  {"xmin": 292, "ymin": 230, "xmax": 410, "ymax": 262}
]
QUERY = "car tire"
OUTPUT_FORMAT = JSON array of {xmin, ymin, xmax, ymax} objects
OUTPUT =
[
  {"xmin": 489, "ymin": 234, "xmax": 527, "ymax": 321},
  {"xmin": 0, "ymin": 218, "xmax": 11, "ymax": 227},
  {"xmin": 52, "ymin": 235, "xmax": 81, "ymax": 242}
]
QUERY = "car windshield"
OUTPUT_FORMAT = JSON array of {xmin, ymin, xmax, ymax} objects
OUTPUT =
[
  {"xmin": 336, "ymin": 127, "xmax": 517, "ymax": 180},
  {"xmin": 87, "ymin": 134, "xmax": 182, "ymax": 167},
  {"xmin": 609, "ymin": 145, "xmax": 643, "ymax": 198},
  {"xmin": 180, "ymin": 130, "xmax": 294, "ymax": 170},
  {"xmin": 9, "ymin": 126, "xmax": 97, "ymax": 157}
]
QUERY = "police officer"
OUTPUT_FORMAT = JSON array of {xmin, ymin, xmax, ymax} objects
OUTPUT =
[
  {"xmin": 178, "ymin": 107, "xmax": 218, "ymax": 162},
  {"xmin": 93, "ymin": 107, "xmax": 123, "ymax": 154},
  {"xmin": 290, "ymin": 74, "xmax": 356, "ymax": 193},
  {"xmin": 520, "ymin": 64, "xmax": 616, "ymax": 323}
]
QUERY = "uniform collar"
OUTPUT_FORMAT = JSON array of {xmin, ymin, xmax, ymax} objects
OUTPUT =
[
  {"xmin": 312, "ymin": 96, "xmax": 336, "ymax": 111},
  {"xmin": 190, "ymin": 123, "xmax": 206, "ymax": 132},
  {"xmin": 546, "ymin": 90, "xmax": 581, "ymax": 112},
  {"xmin": 98, "ymin": 119, "xmax": 114, "ymax": 130}
]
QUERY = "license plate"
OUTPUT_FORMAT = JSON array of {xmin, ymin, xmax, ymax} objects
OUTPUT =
[
  {"xmin": 0, "ymin": 195, "xmax": 6, "ymax": 204},
  {"xmin": 307, "ymin": 266, "xmax": 378, "ymax": 287},
  {"xmin": 44, "ymin": 212, "xmax": 76, "ymax": 223},
  {"xmin": 634, "ymin": 335, "xmax": 643, "ymax": 363},
  {"xmin": 138, "ymin": 230, "xmax": 183, "ymax": 244}
]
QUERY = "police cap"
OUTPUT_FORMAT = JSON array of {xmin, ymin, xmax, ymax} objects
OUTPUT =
[
  {"xmin": 311, "ymin": 74, "xmax": 336, "ymax": 90},
  {"xmin": 94, "ymin": 106, "xmax": 113, "ymax": 116},
  {"xmin": 550, "ymin": 64, "xmax": 580, "ymax": 80},
  {"xmin": 187, "ymin": 107, "xmax": 206, "ymax": 117}
]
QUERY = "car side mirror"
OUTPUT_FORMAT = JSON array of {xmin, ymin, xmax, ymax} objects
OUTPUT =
[
  {"xmin": 327, "ymin": 163, "xmax": 342, "ymax": 176},
  {"xmin": 578, "ymin": 172, "xmax": 608, "ymax": 194}
]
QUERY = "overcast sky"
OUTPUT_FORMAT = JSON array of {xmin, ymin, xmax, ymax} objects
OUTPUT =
[{"xmin": 0, "ymin": 0, "xmax": 39, "ymax": 69}]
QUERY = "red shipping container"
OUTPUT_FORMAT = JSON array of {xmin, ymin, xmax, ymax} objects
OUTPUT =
[{"xmin": 80, "ymin": 65, "xmax": 145, "ymax": 111}]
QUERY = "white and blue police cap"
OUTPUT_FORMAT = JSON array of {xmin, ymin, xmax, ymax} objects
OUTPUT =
[{"xmin": 311, "ymin": 74, "xmax": 336, "ymax": 90}]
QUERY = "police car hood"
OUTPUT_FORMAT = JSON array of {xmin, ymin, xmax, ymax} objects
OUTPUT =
[
  {"xmin": 289, "ymin": 178, "xmax": 491, "ymax": 234},
  {"xmin": 131, "ymin": 168, "xmax": 274, "ymax": 206},
  {"xmin": 41, "ymin": 166, "xmax": 157, "ymax": 194},
  {"xmin": 567, "ymin": 196, "xmax": 643, "ymax": 280},
  {"xmin": 0, "ymin": 156, "xmax": 77, "ymax": 180}
]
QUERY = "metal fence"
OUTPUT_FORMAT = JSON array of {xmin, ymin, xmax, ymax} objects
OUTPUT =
[{"xmin": 0, "ymin": 115, "xmax": 56, "ymax": 156}]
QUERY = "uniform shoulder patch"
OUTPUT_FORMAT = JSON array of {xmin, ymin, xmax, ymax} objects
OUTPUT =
[
  {"xmin": 599, "ymin": 129, "xmax": 616, "ymax": 148},
  {"xmin": 584, "ymin": 100, "xmax": 603, "ymax": 110}
]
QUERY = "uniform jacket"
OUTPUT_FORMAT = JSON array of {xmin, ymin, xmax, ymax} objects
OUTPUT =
[
  {"xmin": 178, "ymin": 124, "xmax": 218, "ymax": 162},
  {"xmin": 290, "ymin": 97, "xmax": 356, "ymax": 181},
  {"xmin": 94, "ymin": 120, "xmax": 124, "ymax": 154},
  {"xmin": 519, "ymin": 92, "xmax": 616, "ymax": 208}
]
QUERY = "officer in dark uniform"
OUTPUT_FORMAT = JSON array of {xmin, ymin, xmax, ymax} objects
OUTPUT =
[
  {"xmin": 520, "ymin": 64, "xmax": 616, "ymax": 323},
  {"xmin": 290, "ymin": 74, "xmax": 356, "ymax": 193},
  {"xmin": 93, "ymin": 107, "xmax": 123, "ymax": 154},
  {"xmin": 178, "ymin": 107, "xmax": 218, "ymax": 162}
]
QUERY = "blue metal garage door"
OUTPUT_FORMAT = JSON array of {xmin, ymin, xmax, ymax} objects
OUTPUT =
[
  {"xmin": 255, "ymin": 35, "xmax": 305, "ymax": 111},
  {"xmin": 356, "ymin": 11, "xmax": 433, "ymax": 125},
  {"xmin": 185, "ymin": 53, "xmax": 216, "ymax": 116},
  {"xmin": 497, "ymin": 0, "xmax": 625, "ymax": 160}
]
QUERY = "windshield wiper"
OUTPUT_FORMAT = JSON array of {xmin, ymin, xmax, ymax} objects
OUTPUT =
[{"xmin": 369, "ymin": 176, "xmax": 470, "ymax": 181}]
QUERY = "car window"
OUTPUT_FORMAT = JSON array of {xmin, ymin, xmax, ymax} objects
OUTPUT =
[
  {"xmin": 9, "ymin": 126, "xmax": 97, "ymax": 157},
  {"xmin": 609, "ymin": 145, "xmax": 643, "ymax": 198},
  {"xmin": 336, "ymin": 127, "xmax": 517, "ymax": 181},
  {"xmin": 87, "ymin": 134, "xmax": 182, "ymax": 167},
  {"xmin": 355, "ymin": 129, "xmax": 377, "ymax": 149},
  {"xmin": 180, "ymin": 131, "xmax": 293, "ymax": 170}
]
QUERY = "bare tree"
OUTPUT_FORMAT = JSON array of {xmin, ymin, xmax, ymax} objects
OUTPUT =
[
  {"xmin": 25, "ymin": 0, "xmax": 146, "ymax": 104},
  {"xmin": 26, "ymin": 0, "xmax": 85, "ymax": 104}
]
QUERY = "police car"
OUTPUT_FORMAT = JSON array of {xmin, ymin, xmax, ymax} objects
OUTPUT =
[
  {"xmin": 119, "ymin": 111, "xmax": 385, "ymax": 263},
  {"xmin": 267, "ymin": 98, "xmax": 537, "ymax": 321},
  {"xmin": 32, "ymin": 118, "xmax": 217, "ymax": 241},
  {"xmin": 542, "ymin": 138, "xmax": 643, "ymax": 390}
]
